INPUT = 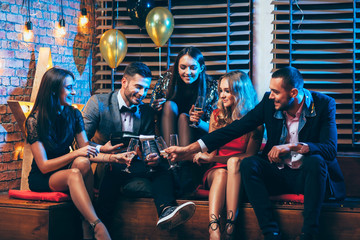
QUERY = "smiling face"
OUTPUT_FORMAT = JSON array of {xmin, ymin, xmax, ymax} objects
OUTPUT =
[
  {"xmin": 59, "ymin": 75, "xmax": 75, "ymax": 107},
  {"xmin": 269, "ymin": 77, "xmax": 294, "ymax": 111},
  {"xmin": 178, "ymin": 54, "xmax": 203, "ymax": 84},
  {"xmin": 121, "ymin": 73, "xmax": 152, "ymax": 106},
  {"xmin": 219, "ymin": 78, "xmax": 235, "ymax": 109}
]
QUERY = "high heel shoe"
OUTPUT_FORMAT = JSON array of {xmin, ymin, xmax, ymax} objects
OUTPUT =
[
  {"xmin": 208, "ymin": 214, "xmax": 221, "ymax": 240},
  {"xmin": 224, "ymin": 218, "xmax": 236, "ymax": 240},
  {"xmin": 91, "ymin": 219, "xmax": 111, "ymax": 240}
]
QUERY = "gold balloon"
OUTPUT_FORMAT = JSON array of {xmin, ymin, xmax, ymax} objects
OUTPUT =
[
  {"xmin": 145, "ymin": 7, "xmax": 174, "ymax": 47},
  {"xmin": 99, "ymin": 29, "xmax": 127, "ymax": 69}
]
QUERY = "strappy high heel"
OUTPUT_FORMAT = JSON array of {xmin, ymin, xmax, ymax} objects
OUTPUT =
[
  {"xmin": 208, "ymin": 214, "xmax": 221, "ymax": 240},
  {"xmin": 208, "ymin": 214, "xmax": 220, "ymax": 231},
  {"xmin": 224, "ymin": 211, "xmax": 236, "ymax": 240}
]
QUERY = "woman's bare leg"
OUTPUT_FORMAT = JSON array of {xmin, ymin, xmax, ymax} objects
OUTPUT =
[
  {"xmin": 207, "ymin": 168, "xmax": 227, "ymax": 240},
  {"xmin": 71, "ymin": 157, "xmax": 94, "ymax": 239},
  {"xmin": 161, "ymin": 101, "xmax": 178, "ymax": 145},
  {"xmin": 225, "ymin": 157, "xmax": 241, "ymax": 238},
  {"xmin": 49, "ymin": 166, "xmax": 111, "ymax": 240}
]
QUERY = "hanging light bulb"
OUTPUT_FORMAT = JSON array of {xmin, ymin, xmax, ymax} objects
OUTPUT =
[
  {"xmin": 79, "ymin": 8, "xmax": 89, "ymax": 26},
  {"xmin": 57, "ymin": 0, "xmax": 66, "ymax": 36},
  {"xmin": 24, "ymin": 20, "xmax": 33, "ymax": 41},
  {"xmin": 24, "ymin": 0, "xmax": 33, "ymax": 42},
  {"xmin": 58, "ymin": 18, "xmax": 66, "ymax": 35}
]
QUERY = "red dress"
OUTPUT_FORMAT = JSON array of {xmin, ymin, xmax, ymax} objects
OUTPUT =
[{"xmin": 202, "ymin": 109, "xmax": 250, "ymax": 189}]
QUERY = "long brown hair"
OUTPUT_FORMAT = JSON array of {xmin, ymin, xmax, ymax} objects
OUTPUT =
[
  {"xmin": 214, "ymin": 70, "xmax": 258, "ymax": 129},
  {"xmin": 26, "ymin": 67, "xmax": 75, "ymax": 143},
  {"xmin": 166, "ymin": 47, "xmax": 208, "ymax": 101}
]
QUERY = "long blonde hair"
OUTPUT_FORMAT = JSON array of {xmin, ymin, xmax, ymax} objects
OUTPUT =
[{"xmin": 214, "ymin": 70, "xmax": 258, "ymax": 129}]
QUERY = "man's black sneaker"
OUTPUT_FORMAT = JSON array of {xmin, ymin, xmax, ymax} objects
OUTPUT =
[{"xmin": 156, "ymin": 201, "xmax": 196, "ymax": 230}]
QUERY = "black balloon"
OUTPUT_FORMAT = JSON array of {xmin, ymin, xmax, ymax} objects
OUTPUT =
[{"xmin": 127, "ymin": 0, "xmax": 155, "ymax": 29}]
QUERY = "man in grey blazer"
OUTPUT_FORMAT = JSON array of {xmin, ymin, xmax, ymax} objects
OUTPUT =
[{"xmin": 82, "ymin": 62, "xmax": 195, "ymax": 232}]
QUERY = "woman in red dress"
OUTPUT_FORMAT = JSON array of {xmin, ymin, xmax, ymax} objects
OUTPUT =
[{"xmin": 193, "ymin": 70, "xmax": 264, "ymax": 240}]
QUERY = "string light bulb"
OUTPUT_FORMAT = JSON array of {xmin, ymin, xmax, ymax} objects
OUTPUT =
[
  {"xmin": 57, "ymin": 0, "xmax": 66, "ymax": 36},
  {"xmin": 79, "ymin": 8, "xmax": 89, "ymax": 26},
  {"xmin": 58, "ymin": 18, "xmax": 66, "ymax": 35},
  {"xmin": 24, "ymin": 0, "xmax": 33, "ymax": 42},
  {"xmin": 24, "ymin": 20, "xmax": 33, "ymax": 41}
]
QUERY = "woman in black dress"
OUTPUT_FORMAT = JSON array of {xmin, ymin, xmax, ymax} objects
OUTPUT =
[
  {"xmin": 150, "ymin": 47, "xmax": 218, "ymax": 146},
  {"xmin": 26, "ymin": 67, "xmax": 132, "ymax": 240}
]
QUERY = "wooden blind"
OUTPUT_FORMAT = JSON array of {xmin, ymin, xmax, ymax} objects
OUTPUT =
[
  {"xmin": 272, "ymin": 0, "xmax": 360, "ymax": 151},
  {"xmin": 94, "ymin": 0, "xmax": 253, "ymax": 100}
]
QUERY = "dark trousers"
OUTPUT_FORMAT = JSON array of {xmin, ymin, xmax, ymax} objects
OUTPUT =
[
  {"xmin": 97, "ymin": 158, "xmax": 177, "ymax": 228},
  {"xmin": 240, "ymin": 154, "xmax": 327, "ymax": 235}
]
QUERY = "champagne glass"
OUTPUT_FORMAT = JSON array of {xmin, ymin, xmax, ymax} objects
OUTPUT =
[
  {"xmin": 169, "ymin": 134, "xmax": 179, "ymax": 168},
  {"xmin": 122, "ymin": 138, "xmax": 139, "ymax": 173},
  {"xmin": 141, "ymin": 140, "xmax": 156, "ymax": 173},
  {"xmin": 155, "ymin": 136, "xmax": 177, "ymax": 170},
  {"xmin": 189, "ymin": 96, "xmax": 205, "ymax": 128}
]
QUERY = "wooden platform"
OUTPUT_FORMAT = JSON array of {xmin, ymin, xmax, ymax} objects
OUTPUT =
[
  {"xmin": 110, "ymin": 197, "xmax": 360, "ymax": 240},
  {"xmin": 0, "ymin": 193, "xmax": 81, "ymax": 240}
]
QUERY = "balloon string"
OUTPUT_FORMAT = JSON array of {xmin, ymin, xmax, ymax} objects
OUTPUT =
[
  {"xmin": 159, "ymin": 47, "xmax": 162, "ymax": 77},
  {"xmin": 115, "ymin": 30, "xmax": 118, "ymax": 70},
  {"xmin": 139, "ymin": 28, "xmax": 142, "ymax": 61}
]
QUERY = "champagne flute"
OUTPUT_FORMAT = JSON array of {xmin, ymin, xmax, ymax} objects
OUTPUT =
[
  {"xmin": 155, "ymin": 136, "xmax": 177, "ymax": 170},
  {"xmin": 122, "ymin": 138, "xmax": 139, "ymax": 173},
  {"xmin": 141, "ymin": 140, "xmax": 156, "ymax": 173},
  {"xmin": 169, "ymin": 134, "xmax": 179, "ymax": 168},
  {"xmin": 189, "ymin": 96, "xmax": 205, "ymax": 128}
]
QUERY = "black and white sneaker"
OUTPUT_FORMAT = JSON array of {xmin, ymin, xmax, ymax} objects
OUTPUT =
[{"xmin": 156, "ymin": 201, "xmax": 196, "ymax": 230}]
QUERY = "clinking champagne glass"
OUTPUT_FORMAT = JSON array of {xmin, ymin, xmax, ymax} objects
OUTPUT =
[
  {"xmin": 155, "ymin": 136, "xmax": 176, "ymax": 170},
  {"xmin": 169, "ymin": 134, "xmax": 179, "ymax": 169},
  {"xmin": 141, "ymin": 140, "xmax": 156, "ymax": 173},
  {"xmin": 189, "ymin": 96, "xmax": 205, "ymax": 128},
  {"xmin": 122, "ymin": 138, "xmax": 139, "ymax": 173}
]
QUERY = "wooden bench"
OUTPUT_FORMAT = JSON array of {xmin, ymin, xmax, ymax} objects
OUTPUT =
[
  {"xmin": 0, "ymin": 193, "xmax": 81, "ymax": 240},
  {"xmin": 109, "ymin": 197, "xmax": 360, "ymax": 240},
  {"xmin": 107, "ymin": 154, "xmax": 360, "ymax": 240}
]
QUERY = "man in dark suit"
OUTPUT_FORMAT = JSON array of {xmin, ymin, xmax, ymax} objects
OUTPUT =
[
  {"xmin": 166, "ymin": 67, "xmax": 345, "ymax": 240},
  {"xmin": 82, "ymin": 62, "xmax": 195, "ymax": 232}
]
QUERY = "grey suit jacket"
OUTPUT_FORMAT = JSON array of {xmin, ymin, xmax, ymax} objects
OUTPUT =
[{"xmin": 82, "ymin": 90, "xmax": 156, "ymax": 145}]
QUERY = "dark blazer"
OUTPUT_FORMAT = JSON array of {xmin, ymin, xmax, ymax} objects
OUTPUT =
[
  {"xmin": 202, "ymin": 90, "xmax": 346, "ymax": 200},
  {"xmin": 82, "ymin": 90, "xmax": 156, "ymax": 145}
]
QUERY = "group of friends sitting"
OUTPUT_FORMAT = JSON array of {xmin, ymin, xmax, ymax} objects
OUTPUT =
[{"xmin": 24, "ymin": 47, "xmax": 345, "ymax": 240}]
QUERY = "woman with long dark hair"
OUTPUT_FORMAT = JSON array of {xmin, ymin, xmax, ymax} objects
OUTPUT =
[
  {"xmin": 193, "ymin": 71, "xmax": 264, "ymax": 240},
  {"xmin": 150, "ymin": 47, "xmax": 218, "ymax": 146},
  {"xmin": 26, "ymin": 67, "xmax": 132, "ymax": 240}
]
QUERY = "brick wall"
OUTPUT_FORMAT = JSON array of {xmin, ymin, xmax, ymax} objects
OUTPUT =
[{"xmin": 0, "ymin": 0, "xmax": 95, "ymax": 191}]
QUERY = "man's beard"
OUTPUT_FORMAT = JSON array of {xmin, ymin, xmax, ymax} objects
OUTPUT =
[{"xmin": 278, "ymin": 96, "xmax": 294, "ymax": 111}]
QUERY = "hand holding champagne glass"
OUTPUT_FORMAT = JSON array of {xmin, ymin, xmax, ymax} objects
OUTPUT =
[
  {"xmin": 122, "ymin": 138, "xmax": 139, "ymax": 173},
  {"xmin": 142, "ymin": 140, "xmax": 156, "ymax": 173},
  {"xmin": 168, "ymin": 134, "xmax": 179, "ymax": 169},
  {"xmin": 155, "ymin": 136, "xmax": 178, "ymax": 170},
  {"xmin": 189, "ymin": 96, "xmax": 205, "ymax": 128}
]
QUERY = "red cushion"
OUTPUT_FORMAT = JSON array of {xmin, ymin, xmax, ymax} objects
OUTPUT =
[
  {"xmin": 269, "ymin": 194, "xmax": 304, "ymax": 203},
  {"xmin": 8, "ymin": 189, "xmax": 71, "ymax": 202},
  {"xmin": 194, "ymin": 185, "xmax": 304, "ymax": 204}
]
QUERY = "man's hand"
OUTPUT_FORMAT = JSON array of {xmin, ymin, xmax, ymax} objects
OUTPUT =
[
  {"xmin": 100, "ymin": 141, "xmax": 124, "ymax": 153},
  {"xmin": 193, "ymin": 152, "xmax": 213, "ymax": 166},
  {"xmin": 145, "ymin": 153, "xmax": 160, "ymax": 166},
  {"xmin": 110, "ymin": 152, "xmax": 134, "ymax": 165},
  {"xmin": 268, "ymin": 144, "xmax": 292, "ymax": 163},
  {"xmin": 165, "ymin": 142, "xmax": 202, "ymax": 162}
]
